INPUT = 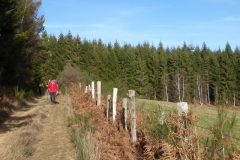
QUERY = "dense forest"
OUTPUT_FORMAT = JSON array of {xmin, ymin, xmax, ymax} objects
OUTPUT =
[
  {"xmin": 40, "ymin": 32, "xmax": 240, "ymax": 106},
  {"xmin": 1, "ymin": 0, "xmax": 240, "ymax": 106},
  {"xmin": 0, "ymin": 0, "xmax": 44, "ymax": 89}
]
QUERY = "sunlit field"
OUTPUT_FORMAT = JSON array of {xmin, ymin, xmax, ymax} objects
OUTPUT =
[{"xmin": 136, "ymin": 99, "xmax": 240, "ymax": 144}]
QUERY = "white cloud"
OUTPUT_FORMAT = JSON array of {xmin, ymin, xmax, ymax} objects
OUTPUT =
[
  {"xmin": 120, "ymin": 10, "xmax": 133, "ymax": 15},
  {"xmin": 45, "ymin": 23, "xmax": 111, "ymax": 29},
  {"xmin": 216, "ymin": 17, "xmax": 239, "ymax": 22}
]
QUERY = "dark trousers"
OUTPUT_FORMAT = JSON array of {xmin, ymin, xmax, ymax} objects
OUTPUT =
[{"xmin": 50, "ymin": 92, "xmax": 56, "ymax": 104}]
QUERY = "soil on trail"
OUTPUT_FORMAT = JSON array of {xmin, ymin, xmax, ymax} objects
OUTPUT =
[
  {"xmin": 0, "ymin": 93, "xmax": 76, "ymax": 160},
  {"xmin": 0, "ymin": 84, "xmax": 149, "ymax": 160}
]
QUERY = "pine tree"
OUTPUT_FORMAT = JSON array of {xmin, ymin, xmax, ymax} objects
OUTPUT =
[
  {"xmin": 157, "ymin": 42, "xmax": 168, "ymax": 100},
  {"xmin": 200, "ymin": 43, "xmax": 212, "ymax": 105},
  {"xmin": 105, "ymin": 44, "xmax": 120, "ymax": 82},
  {"xmin": 167, "ymin": 47, "xmax": 178, "ymax": 101},
  {"xmin": 218, "ymin": 43, "xmax": 236, "ymax": 106},
  {"xmin": 0, "ymin": 0, "xmax": 44, "ymax": 88},
  {"xmin": 72, "ymin": 34, "xmax": 83, "ymax": 66},
  {"xmin": 135, "ymin": 55, "xmax": 149, "ymax": 98},
  {"xmin": 234, "ymin": 47, "xmax": 240, "ymax": 105},
  {"xmin": 146, "ymin": 44, "xmax": 160, "ymax": 99},
  {"xmin": 209, "ymin": 50, "xmax": 221, "ymax": 106},
  {"xmin": 192, "ymin": 46, "xmax": 204, "ymax": 105}
]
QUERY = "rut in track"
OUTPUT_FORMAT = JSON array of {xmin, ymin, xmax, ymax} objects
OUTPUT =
[{"xmin": 0, "ymin": 93, "xmax": 76, "ymax": 160}]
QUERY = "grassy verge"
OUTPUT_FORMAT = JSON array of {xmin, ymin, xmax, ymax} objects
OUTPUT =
[{"xmin": 63, "ymin": 92, "xmax": 100, "ymax": 160}]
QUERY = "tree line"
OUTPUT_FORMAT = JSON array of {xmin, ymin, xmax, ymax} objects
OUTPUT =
[
  {"xmin": 1, "ymin": 1, "xmax": 240, "ymax": 107},
  {"xmin": 40, "ymin": 31, "xmax": 240, "ymax": 107}
]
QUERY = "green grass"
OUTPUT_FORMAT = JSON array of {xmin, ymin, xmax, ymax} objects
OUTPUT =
[
  {"xmin": 136, "ymin": 99, "xmax": 240, "ymax": 144},
  {"xmin": 67, "ymin": 105, "xmax": 100, "ymax": 160}
]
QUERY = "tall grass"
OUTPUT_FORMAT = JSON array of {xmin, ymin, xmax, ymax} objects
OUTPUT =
[
  {"xmin": 63, "ymin": 92, "xmax": 100, "ymax": 160},
  {"xmin": 14, "ymin": 86, "xmax": 25, "ymax": 100},
  {"xmin": 201, "ymin": 108, "xmax": 238, "ymax": 159},
  {"xmin": 14, "ymin": 86, "xmax": 34, "ymax": 99},
  {"xmin": 136, "ymin": 99, "xmax": 176, "ymax": 140},
  {"xmin": 136, "ymin": 99, "xmax": 240, "ymax": 159},
  {"xmin": 136, "ymin": 99, "xmax": 240, "ymax": 141},
  {"xmin": 68, "ymin": 107, "xmax": 100, "ymax": 160}
]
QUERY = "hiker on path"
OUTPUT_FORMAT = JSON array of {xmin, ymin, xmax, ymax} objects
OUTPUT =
[{"xmin": 47, "ymin": 79, "xmax": 59, "ymax": 105}]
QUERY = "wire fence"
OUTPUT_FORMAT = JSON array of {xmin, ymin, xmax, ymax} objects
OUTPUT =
[
  {"xmin": 83, "ymin": 82, "xmax": 240, "ymax": 143},
  {"xmin": 135, "ymin": 105, "xmax": 240, "ymax": 142}
]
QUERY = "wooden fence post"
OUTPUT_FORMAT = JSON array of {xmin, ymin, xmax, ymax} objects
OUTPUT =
[
  {"xmin": 88, "ymin": 85, "xmax": 91, "ymax": 92},
  {"xmin": 85, "ymin": 86, "xmax": 88, "ymax": 93},
  {"xmin": 158, "ymin": 103, "xmax": 165, "ymax": 125},
  {"xmin": 177, "ymin": 102, "xmax": 188, "ymax": 115},
  {"xmin": 97, "ymin": 81, "xmax": 101, "ymax": 106},
  {"xmin": 158, "ymin": 103, "xmax": 165, "ymax": 139},
  {"xmin": 128, "ymin": 90, "xmax": 137, "ymax": 142},
  {"xmin": 106, "ymin": 94, "xmax": 111, "ymax": 121},
  {"xmin": 123, "ymin": 98, "xmax": 128, "ymax": 131},
  {"xmin": 177, "ymin": 102, "xmax": 189, "ymax": 143},
  {"xmin": 91, "ymin": 81, "xmax": 95, "ymax": 99},
  {"xmin": 79, "ymin": 83, "xmax": 82, "ymax": 91},
  {"xmin": 113, "ymin": 88, "xmax": 118, "ymax": 121}
]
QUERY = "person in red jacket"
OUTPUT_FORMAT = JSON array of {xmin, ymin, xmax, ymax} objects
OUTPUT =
[{"xmin": 47, "ymin": 79, "xmax": 58, "ymax": 105}]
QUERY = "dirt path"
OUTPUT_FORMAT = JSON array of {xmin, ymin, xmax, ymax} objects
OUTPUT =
[{"xmin": 0, "ymin": 93, "xmax": 76, "ymax": 160}]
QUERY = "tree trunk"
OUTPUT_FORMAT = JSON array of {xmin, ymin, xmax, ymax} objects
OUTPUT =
[
  {"xmin": 174, "ymin": 71, "xmax": 181, "ymax": 102},
  {"xmin": 165, "ymin": 85, "xmax": 168, "ymax": 102},
  {"xmin": 182, "ymin": 77, "xmax": 185, "ymax": 102},
  {"xmin": 197, "ymin": 73, "xmax": 203, "ymax": 106}
]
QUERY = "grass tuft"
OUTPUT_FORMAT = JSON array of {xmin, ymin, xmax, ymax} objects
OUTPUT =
[{"xmin": 63, "ymin": 92, "xmax": 100, "ymax": 160}]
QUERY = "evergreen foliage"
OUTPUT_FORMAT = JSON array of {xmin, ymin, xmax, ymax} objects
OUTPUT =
[
  {"xmin": 0, "ymin": 0, "xmax": 44, "ymax": 91},
  {"xmin": 1, "ymin": 1, "xmax": 240, "ymax": 106},
  {"xmin": 39, "ymin": 31, "xmax": 240, "ymax": 106}
]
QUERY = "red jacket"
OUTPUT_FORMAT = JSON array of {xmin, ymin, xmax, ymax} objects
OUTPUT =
[{"xmin": 47, "ymin": 81, "xmax": 58, "ymax": 93}]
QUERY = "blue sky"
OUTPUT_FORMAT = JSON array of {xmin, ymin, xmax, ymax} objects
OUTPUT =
[{"xmin": 40, "ymin": 0, "xmax": 240, "ymax": 51}]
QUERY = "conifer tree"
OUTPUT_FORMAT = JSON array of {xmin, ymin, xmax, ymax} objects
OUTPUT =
[
  {"xmin": 234, "ymin": 47, "xmax": 240, "ymax": 105},
  {"xmin": 0, "ymin": 0, "xmax": 44, "ymax": 88},
  {"xmin": 135, "ymin": 55, "xmax": 149, "ymax": 98},
  {"xmin": 192, "ymin": 46, "xmax": 204, "ymax": 104},
  {"xmin": 106, "ymin": 44, "xmax": 120, "ymax": 82},
  {"xmin": 157, "ymin": 42, "xmax": 168, "ymax": 100},
  {"xmin": 200, "ymin": 43, "xmax": 212, "ymax": 104},
  {"xmin": 209, "ymin": 50, "xmax": 221, "ymax": 105},
  {"xmin": 73, "ymin": 34, "xmax": 83, "ymax": 66},
  {"xmin": 146, "ymin": 45, "xmax": 160, "ymax": 99},
  {"xmin": 167, "ymin": 47, "xmax": 178, "ymax": 101},
  {"xmin": 218, "ymin": 43, "xmax": 236, "ymax": 106},
  {"xmin": 94, "ymin": 39, "xmax": 108, "ymax": 79}
]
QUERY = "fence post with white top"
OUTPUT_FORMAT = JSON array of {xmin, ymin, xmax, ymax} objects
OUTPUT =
[
  {"xmin": 97, "ymin": 81, "xmax": 101, "ymax": 106},
  {"xmin": 88, "ymin": 85, "xmax": 91, "ymax": 92},
  {"xmin": 177, "ymin": 102, "xmax": 188, "ymax": 115},
  {"xmin": 91, "ymin": 81, "xmax": 95, "ymax": 99},
  {"xmin": 177, "ymin": 102, "xmax": 189, "ymax": 142},
  {"xmin": 79, "ymin": 83, "xmax": 82, "ymax": 91},
  {"xmin": 112, "ymin": 88, "xmax": 118, "ymax": 121}
]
